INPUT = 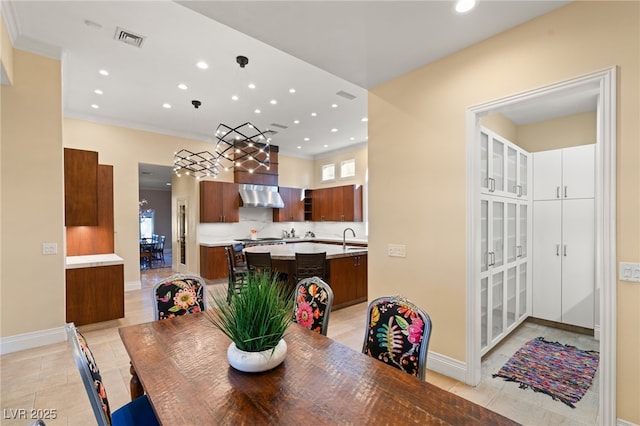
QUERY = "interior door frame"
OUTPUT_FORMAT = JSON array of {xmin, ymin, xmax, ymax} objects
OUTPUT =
[{"xmin": 465, "ymin": 67, "xmax": 616, "ymax": 425}]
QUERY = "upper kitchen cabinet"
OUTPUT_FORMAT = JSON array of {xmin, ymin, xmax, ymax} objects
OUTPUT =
[
  {"xmin": 273, "ymin": 187, "xmax": 305, "ymax": 222},
  {"xmin": 533, "ymin": 144, "xmax": 595, "ymax": 201},
  {"xmin": 200, "ymin": 181, "xmax": 239, "ymax": 223},
  {"xmin": 64, "ymin": 148, "xmax": 98, "ymax": 226},
  {"xmin": 480, "ymin": 128, "xmax": 528, "ymax": 199},
  {"xmin": 312, "ymin": 185, "xmax": 363, "ymax": 222}
]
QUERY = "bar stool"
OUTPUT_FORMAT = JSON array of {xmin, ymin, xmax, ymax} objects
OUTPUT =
[{"xmin": 294, "ymin": 252, "xmax": 326, "ymax": 282}]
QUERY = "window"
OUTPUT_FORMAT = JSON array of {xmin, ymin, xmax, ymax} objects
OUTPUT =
[
  {"xmin": 321, "ymin": 163, "xmax": 335, "ymax": 181},
  {"xmin": 340, "ymin": 159, "xmax": 355, "ymax": 178}
]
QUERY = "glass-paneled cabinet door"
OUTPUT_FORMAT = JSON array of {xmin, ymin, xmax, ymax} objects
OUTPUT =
[
  {"xmin": 518, "ymin": 262, "xmax": 528, "ymax": 320},
  {"xmin": 518, "ymin": 203, "xmax": 528, "ymax": 260},
  {"xmin": 491, "ymin": 270, "xmax": 504, "ymax": 341},
  {"xmin": 492, "ymin": 200, "xmax": 504, "ymax": 268},
  {"xmin": 506, "ymin": 266, "xmax": 517, "ymax": 328},
  {"xmin": 480, "ymin": 132, "xmax": 489, "ymax": 193},
  {"xmin": 519, "ymin": 151, "xmax": 528, "ymax": 197},
  {"xmin": 481, "ymin": 277, "xmax": 488, "ymax": 350},
  {"xmin": 492, "ymin": 138, "xmax": 505, "ymax": 193},
  {"xmin": 507, "ymin": 146, "xmax": 518, "ymax": 197},
  {"xmin": 507, "ymin": 202, "xmax": 517, "ymax": 264},
  {"xmin": 480, "ymin": 199, "xmax": 489, "ymax": 273}
]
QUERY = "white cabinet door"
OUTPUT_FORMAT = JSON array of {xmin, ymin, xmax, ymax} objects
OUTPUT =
[
  {"xmin": 562, "ymin": 145, "xmax": 595, "ymax": 199},
  {"xmin": 532, "ymin": 200, "xmax": 562, "ymax": 322},
  {"xmin": 562, "ymin": 199, "xmax": 595, "ymax": 328},
  {"xmin": 533, "ymin": 150, "xmax": 562, "ymax": 200}
]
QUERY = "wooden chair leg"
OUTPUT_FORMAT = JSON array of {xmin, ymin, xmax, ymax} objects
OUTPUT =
[{"xmin": 130, "ymin": 362, "xmax": 144, "ymax": 401}]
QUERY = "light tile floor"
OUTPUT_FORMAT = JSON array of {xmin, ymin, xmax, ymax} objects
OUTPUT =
[{"xmin": 0, "ymin": 267, "xmax": 599, "ymax": 425}]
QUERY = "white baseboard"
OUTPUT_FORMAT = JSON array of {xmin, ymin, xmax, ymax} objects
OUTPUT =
[
  {"xmin": 0, "ymin": 326, "xmax": 66, "ymax": 355},
  {"xmin": 125, "ymin": 280, "xmax": 142, "ymax": 291},
  {"xmin": 617, "ymin": 418, "xmax": 639, "ymax": 426},
  {"xmin": 426, "ymin": 351, "xmax": 467, "ymax": 383}
]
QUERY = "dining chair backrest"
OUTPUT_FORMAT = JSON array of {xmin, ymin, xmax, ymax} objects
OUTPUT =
[
  {"xmin": 225, "ymin": 246, "xmax": 248, "ymax": 302},
  {"xmin": 232, "ymin": 243, "xmax": 246, "ymax": 268},
  {"xmin": 152, "ymin": 274, "xmax": 207, "ymax": 320},
  {"xmin": 362, "ymin": 296, "xmax": 432, "ymax": 380},
  {"xmin": 293, "ymin": 277, "xmax": 334, "ymax": 335},
  {"xmin": 245, "ymin": 251, "xmax": 273, "ymax": 275},
  {"xmin": 66, "ymin": 323, "xmax": 159, "ymax": 426},
  {"xmin": 294, "ymin": 252, "xmax": 326, "ymax": 282}
]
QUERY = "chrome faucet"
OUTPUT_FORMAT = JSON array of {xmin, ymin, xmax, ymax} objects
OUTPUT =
[{"xmin": 343, "ymin": 227, "xmax": 356, "ymax": 250}]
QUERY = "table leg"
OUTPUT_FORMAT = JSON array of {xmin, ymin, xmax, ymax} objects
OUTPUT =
[{"xmin": 129, "ymin": 362, "xmax": 144, "ymax": 401}]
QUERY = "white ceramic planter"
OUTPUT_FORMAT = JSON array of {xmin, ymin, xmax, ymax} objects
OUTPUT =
[{"xmin": 227, "ymin": 339, "xmax": 287, "ymax": 373}]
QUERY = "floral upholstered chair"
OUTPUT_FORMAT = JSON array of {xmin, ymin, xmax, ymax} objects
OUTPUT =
[
  {"xmin": 362, "ymin": 296, "xmax": 432, "ymax": 380},
  {"xmin": 66, "ymin": 323, "xmax": 159, "ymax": 426},
  {"xmin": 293, "ymin": 277, "xmax": 334, "ymax": 335},
  {"xmin": 152, "ymin": 274, "xmax": 207, "ymax": 321}
]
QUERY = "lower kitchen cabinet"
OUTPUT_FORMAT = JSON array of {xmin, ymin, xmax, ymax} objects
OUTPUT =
[
  {"xmin": 66, "ymin": 265, "xmax": 124, "ymax": 326},
  {"xmin": 200, "ymin": 245, "xmax": 228, "ymax": 280},
  {"xmin": 327, "ymin": 254, "xmax": 367, "ymax": 309}
]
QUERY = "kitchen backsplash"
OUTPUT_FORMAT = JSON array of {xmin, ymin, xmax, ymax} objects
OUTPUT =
[{"xmin": 198, "ymin": 207, "xmax": 367, "ymax": 243}]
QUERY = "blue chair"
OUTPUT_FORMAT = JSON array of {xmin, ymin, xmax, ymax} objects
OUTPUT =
[
  {"xmin": 152, "ymin": 274, "xmax": 207, "ymax": 320},
  {"xmin": 66, "ymin": 323, "xmax": 159, "ymax": 426},
  {"xmin": 293, "ymin": 276, "xmax": 334, "ymax": 335},
  {"xmin": 362, "ymin": 296, "xmax": 433, "ymax": 380}
]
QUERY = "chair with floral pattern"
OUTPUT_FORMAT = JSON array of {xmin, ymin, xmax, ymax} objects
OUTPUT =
[
  {"xmin": 292, "ymin": 276, "xmax": 334, "ymax": 335},
  {"xmin": 361, "ymin": 296, "xmax": 432, "ymax": 380},
  {"xmin": 66, "ymin": 323, "xmax": 159, "ymax": 426},
  {"xmin": 152, "ymin": 274, "xmax": 207, "ymax": 321}
]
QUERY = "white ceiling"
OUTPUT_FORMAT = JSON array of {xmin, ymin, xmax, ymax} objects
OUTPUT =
[{"xmin": 5, "ymin": 0, "xmax": 590, "ymax": 190}]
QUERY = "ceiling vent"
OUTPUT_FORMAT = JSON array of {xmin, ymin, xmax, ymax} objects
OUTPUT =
[
  {"xmin": 270, "ymin": 123, "xmax": 288, "ymax": 130},
  {"xmin": 336, "ymin": 90, "xmax": 357, "ymax": 100},
  {"xmin": 114, "ymin": 27, "xmax": 145, "ymax": 48}
]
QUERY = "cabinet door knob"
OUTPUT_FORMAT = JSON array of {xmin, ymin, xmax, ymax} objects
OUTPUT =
[
  {"xmin": 564, "ymin": 244, "xmax": 567, "ymax": 256},
  {"xmin": 564, "ymin": 186, "xmax": 568, "ymax": 198},
  {"xmin": 556, "ymin": 187, "xmax": 560, "ymax": 198},
  {"xmin": 556, "ymin": 244, "xmax": 560, "ymax": 256}
]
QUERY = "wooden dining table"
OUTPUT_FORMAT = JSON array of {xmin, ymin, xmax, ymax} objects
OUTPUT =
[{"xmin": 119, "ymin": 313, "xmax": 519, "ymax": 425}]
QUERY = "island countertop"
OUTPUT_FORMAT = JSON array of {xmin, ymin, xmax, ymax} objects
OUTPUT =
[{"xmin": 243, "ymin": 242, "xmax": 367, "ymax": 260}]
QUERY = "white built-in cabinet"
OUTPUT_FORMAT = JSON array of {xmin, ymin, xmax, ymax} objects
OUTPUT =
[
  {"xmin": 532, "ymin": 145, "xmax": 595, "ymax": 329},
  {"xmin": 479, "ymin": 128, "xmax": 531, "ymax": 355}
]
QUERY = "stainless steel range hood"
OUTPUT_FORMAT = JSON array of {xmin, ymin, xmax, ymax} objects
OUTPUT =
[{"xmin": 238, "ymin": 184, "xmax": 284, "ymax": 208}]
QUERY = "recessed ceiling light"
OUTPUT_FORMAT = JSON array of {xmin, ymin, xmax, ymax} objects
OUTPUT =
[
  {"xmin": 91, "ymin": 104, "xmax": 99, "ymax": 109},
  {"xmin": 99, "ymin": 69, "xmax": 109, "ymax": 76},
  {"xmin": 254, "ymin": 109, "xmax": 261, "ymax": 114},
  {"xmin": 231, "ymin": 95, "xmax": 239, "ymax": 101},
  {"xmin": 294, "ymin": 120, "xmax": 300, "ymax": 124},
  {"xmin": 304, "ymin": 137, "xmax": 310, "ymax": 141},
  {"xmin": 311, "ymin": 112, "xmax": 317, "ymax": 117},
  {"xmin": 248, "ymin": 83, "xmax": 256, "ymax": 89},
  {"xmin": 270, "ymin": 99, "xmax": 277, "ymax": 105},
  {"xmin": 361, "ymin": 117, "xmax": 368, "ymax": 122},
  {"xmin": 289, "ymin": 88, "xmax": 296, "ymax": 94},
  {"xmin": 350, "ymin": 137, "xmax": 355, "ymax": 141},
  {"xmin": 297, "ymin": 146, "xmax": 302, "ymax": 149},
  {"xmin": 165, "ymin": 182, "xmax": 171, "ymax": 186},
  {"xmin": 324, "ymin": 144, "xmax": 329, "ymax": 148},
  {"xmin": 331, "ymin": 104, "xmax": 338, "ymax": 108},
  {"xmin": 94, "ymin": 89, "xmax": 103, "ymax": 95},
  {"xmin": 196, "ymin": 61, "xmax": 208, "ymax": 69},
  {"xmin": 178, "ymin": 83, "xmax": 188, "ymax": 90},
  {"xmin": 455, "ymin": 0, "xmax": 476, "ymax": 13},
  {"xmin": 331, "ymin": 128, "xmax": 338, "ymax": 132},
  {"xmin": 162, "ymin": 103, "xmax": 171, "ymax": 109}
]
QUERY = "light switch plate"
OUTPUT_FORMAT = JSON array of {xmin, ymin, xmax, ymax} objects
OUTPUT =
[
  {"xmin": 42, "ymin": 243, "xmax": 58, "ymax": 255},
  {"xmin": 619, "ymin": 262, "xmax": 640, "ymax": 282},
  {"xmin": 388, "ymin": 244, "xmax": 406, "ymax": 258}
]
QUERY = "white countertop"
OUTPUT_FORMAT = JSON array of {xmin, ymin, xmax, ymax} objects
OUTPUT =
[
  {"xmin": 65, "ymin": 254, "xmax": 124, "ymax": 269},
  {"xmin": 244, "ymin": 242, "xmax": 367, "ymax": 260}
]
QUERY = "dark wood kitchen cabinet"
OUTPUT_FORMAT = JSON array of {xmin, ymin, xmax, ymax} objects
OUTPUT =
[
  {"xmin": 200, "ymin": 181, "xmax": 239, "ymax": 223},
  {"xmin": 312, "ymin": 185, "xmax": 363, "ymax": 222},
  {"xmin": 273, "ymin": 187, "xmax": 305, "ymax": 222},
  {"xmin": 66, "ymin": 264, "xmax": 124, "ymax": 326},
  {"xmin": 200, "ymin": 245, "xmax": 228, "ymax": 280},
  {"xmin": 327, "ymin": 253, "xmax": 367, "ymax": 309},
  {"xmin": 64, "ymin": 148, "xmax": 98, "ymax": 226}
]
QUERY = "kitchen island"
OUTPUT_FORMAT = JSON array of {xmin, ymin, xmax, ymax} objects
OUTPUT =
[{"xmin": 244, "ymin": 242, "xmax": 368, "ymax": 309}]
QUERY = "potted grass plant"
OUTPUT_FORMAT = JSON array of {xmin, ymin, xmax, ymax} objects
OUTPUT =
[{"xmin": 206, "ymin": 270, "xmax": 294, "ymax": 373}]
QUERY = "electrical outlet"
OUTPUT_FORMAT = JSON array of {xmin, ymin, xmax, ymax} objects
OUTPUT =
[
  {"xmin": 388, "ymin": 244, "xmax": 406, "ymax": 258},
  {"xmin": 619, "ymin": 262, "xmax": 640, "ymax": 282},
  {"xmin": 42, "ymin": 243, "xmax": 58, "ymax": 255}
]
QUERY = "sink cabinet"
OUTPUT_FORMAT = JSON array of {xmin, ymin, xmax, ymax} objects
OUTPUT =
[
  {"xmin": 200, "ymin": 181, "xmax": 239, "ymax": 223},
  {"xmin": 327, "ymin": 254, "xmax": 367, "ymax": 309}
]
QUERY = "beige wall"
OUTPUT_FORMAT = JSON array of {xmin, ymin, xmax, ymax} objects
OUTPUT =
[
  {"xmin": 278, "ymin": 155, "xmax": 314, "ymax": 188},
  {"xmin": 313, "ymin": 144, "xmax": 367, "ymax": 188},
  {"xmin": 368, "ymin": 1, "xmax": 638, "ymax": 422},
  {"xmin": 1, "ymin": 49, "xmax": 64, "ymax": 337},
  {"xmin": 518, "ymin": 111, "xmax": 597, "ymax": 152},
  {"xmin": 481, "ymin": 113, "xmax": 517, "ymax": 142}
]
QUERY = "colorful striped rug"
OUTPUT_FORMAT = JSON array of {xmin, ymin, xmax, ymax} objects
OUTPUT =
[{"xmin": 493, "ymin": 337, "xmax": 599, "ymax": 408}]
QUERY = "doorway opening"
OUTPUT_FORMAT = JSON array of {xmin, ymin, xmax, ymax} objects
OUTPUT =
[{"xmin": 465, "ymin": 67, "xmax": 616, "ymax": 424}]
